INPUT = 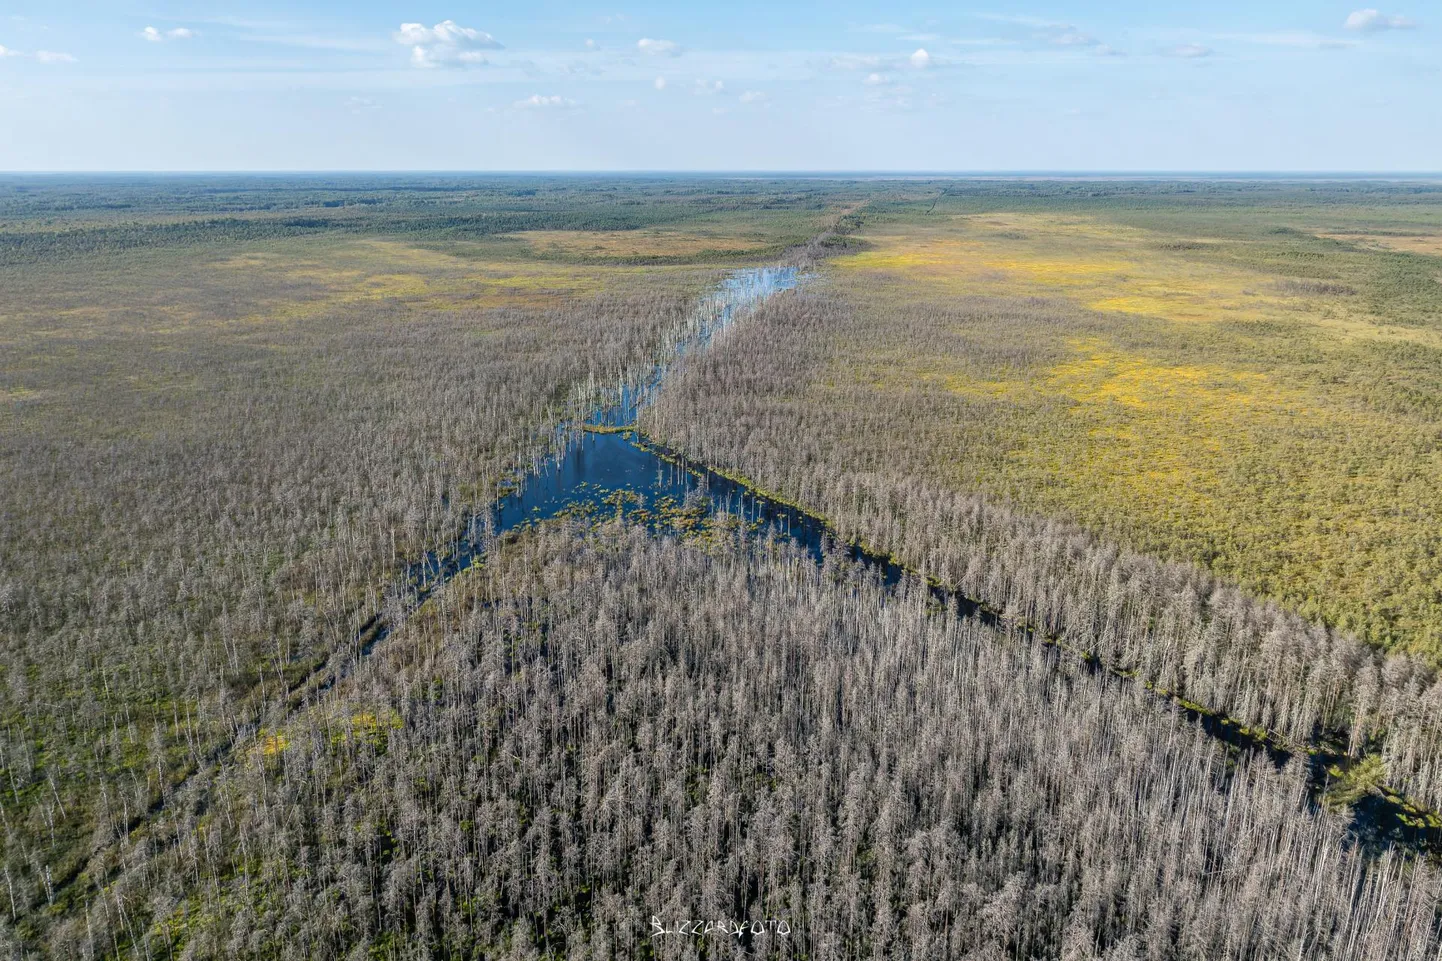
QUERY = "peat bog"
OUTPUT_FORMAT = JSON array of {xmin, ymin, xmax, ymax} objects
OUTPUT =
[{"xmin": 7, "ymin": 176, "xmax": 1442, "ymax": 958}]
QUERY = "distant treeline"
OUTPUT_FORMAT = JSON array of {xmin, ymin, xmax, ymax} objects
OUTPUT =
[
  {"xmin": 0, "ymin": 213, "xmax": 690, "ymax": 265},
  {"xmin": 0, "ymin": 176, "xmax": 851, "ymax": 266}
]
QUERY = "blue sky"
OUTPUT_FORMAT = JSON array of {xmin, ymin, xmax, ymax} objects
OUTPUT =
[{"xmin": 0, "ymin": 2, "xmax": 1436, "ymax": 170}]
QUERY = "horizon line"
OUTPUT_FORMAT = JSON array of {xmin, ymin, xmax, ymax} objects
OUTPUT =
[{"xmin": 3, "ymin": 169, "xmax": 1442, "ymax": 180}]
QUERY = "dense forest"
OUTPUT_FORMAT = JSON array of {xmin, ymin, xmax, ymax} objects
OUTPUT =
[
  {"xmin": 38, "ymin": 526, "xmax": 1442, "ymax": 959},
  {"xmin": 0, "ymin": 287, "xmax": 706, "ymax": 926},
  {"xmin": 5, "ymin": 175, "xmax": 1442, "ymax": 957},
  {"xmin": 0, "ymin": 178, "xmax": 803, "ymax": 950}
]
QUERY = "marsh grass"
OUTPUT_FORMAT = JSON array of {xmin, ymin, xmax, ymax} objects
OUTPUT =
[{"xmin": 822, "ymin": 203, "xmax": 1442, "ymax": 654}]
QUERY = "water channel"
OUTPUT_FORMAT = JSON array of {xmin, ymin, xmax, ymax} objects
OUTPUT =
[{"xmin": 389, "ymin": 264, "xmax": 1440, "ymax": 860}]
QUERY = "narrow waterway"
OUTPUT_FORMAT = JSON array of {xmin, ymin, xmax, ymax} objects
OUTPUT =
[
  {"xmin": 398, "ymin": 266, "xmax": 821, "ymax": 591},
  {"xmin": 490, "ymin": 267, "xmax": 811, "ymax": 539},
  {"xmin": 69, "ymin": 264, "xmax": 1433, "ymax": 918},
  {"xmin": 392, "ymin": 263, "xmax": 1441, "ymax": 862}
]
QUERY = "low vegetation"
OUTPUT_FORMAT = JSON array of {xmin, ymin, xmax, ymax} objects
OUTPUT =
[
  {"xmin": 823, "ymin": 201, "xmax": 1442, "ymax": 654},
  {"xmin": 8, "ymin": 175, "xmax": 1442, "ymax": 957}
]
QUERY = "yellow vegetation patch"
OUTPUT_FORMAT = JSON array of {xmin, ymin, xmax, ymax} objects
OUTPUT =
[
  {"xmin": 337, "ymin": 708, "xmax": 404, "ymax": 748},
  {"xmin": 835, "ymin": 213, "xmax": 1442, "ymax": 348},
  {"xmin": 1015, "ymin": 342, "xmax": 1327, "ymax": 519},
  {"xmin": 508, "ymin": 229, "xmax": 770, "ymax": 259},
  {"xmin": 838, "ymin": 236, "xmax": 988, "ymax": 273},
  {"xmin": 1045, "ymin": 341, "xmax": 1279, "ymax": 411},
  {"xmin": 260, "ymin": 732, "xmax": 289, "ymax": 756},
  {"xmin": 213, "ymin": 240, "xmax": 611, "ymax": 318},
  {"xmin": 821, "ymin": 207, "xmax": 1442, "ymax": 650},
  {"xmin": 835, "ymin": 218, "xmax": 1279, "ymax": 323},
  {"xmin": 987, "ymin": 257, "xmax": 1134, "ymax": 282},
  {"xmin": 350, "ymin": 709, "xmax": 402, "ymax": 730}
]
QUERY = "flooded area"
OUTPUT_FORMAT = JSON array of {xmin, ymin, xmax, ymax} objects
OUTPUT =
[
  {"xmin": 385, "ymin": 264, "xmax": 1442, "ymax": 861},
  {"xmin": 388, "ymin": 265, "xmax": 866, "ymax": 636},
  {"xmin": 489, "ymin": 266, "xmax": 811, "ymax": 538}
]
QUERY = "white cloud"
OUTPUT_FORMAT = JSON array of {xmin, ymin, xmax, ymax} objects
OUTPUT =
[
  {"xmin": 141, "ymin": 26, "xmax": 197, "ymax": 43},
  {"xmin": 693, "ymin": 78, "xmax": 725, "ymax": 95},
  {"xmin": 831, "ymin": 49, "xmax": 960, "ymax": 73},
  {"xmin": 863, "ymin": 72, "xmax": 891, "ymax": 85},
  {"xmin": 411, "ymin": 46, "xmax": 486, "ymax": 67},
  {"xmin": 739, "ymin": 89, "xmax": 766, "ymax": 103},
  {"xmin": 1344, "ymin": 9, "xmax": 1417, "ymax": 31},
  {"xmin": 346, "ymin": 96, "xmax": 381, "ymax": 115},
  {"xmin": 653, "ymin": 75, "xmax": 667, "ymax": 90},
  {"xmin": 34, "ymin": 50, "xmax": 77, "ymax": 63},
  {"xmin": 395, "ymin": 20, "xmax": 501, "ymax": 68},
  {"xmin": 1166, "ymin": 43, "xmax": 1213, "ymax": 58},
  {"xmin": 584, "ymin": 38, "xmax": 598, "ymax": 50},
  {"xmin": 515, "ymin": 93, "xmax": 578, "ymax": 109},
  {"xmin": 395, "ymin": 20, "xmax": 500, "ymax": 47},
  {"xmin": 637, "ymin": 37, "xmax": 681, "ymax": 56}
]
